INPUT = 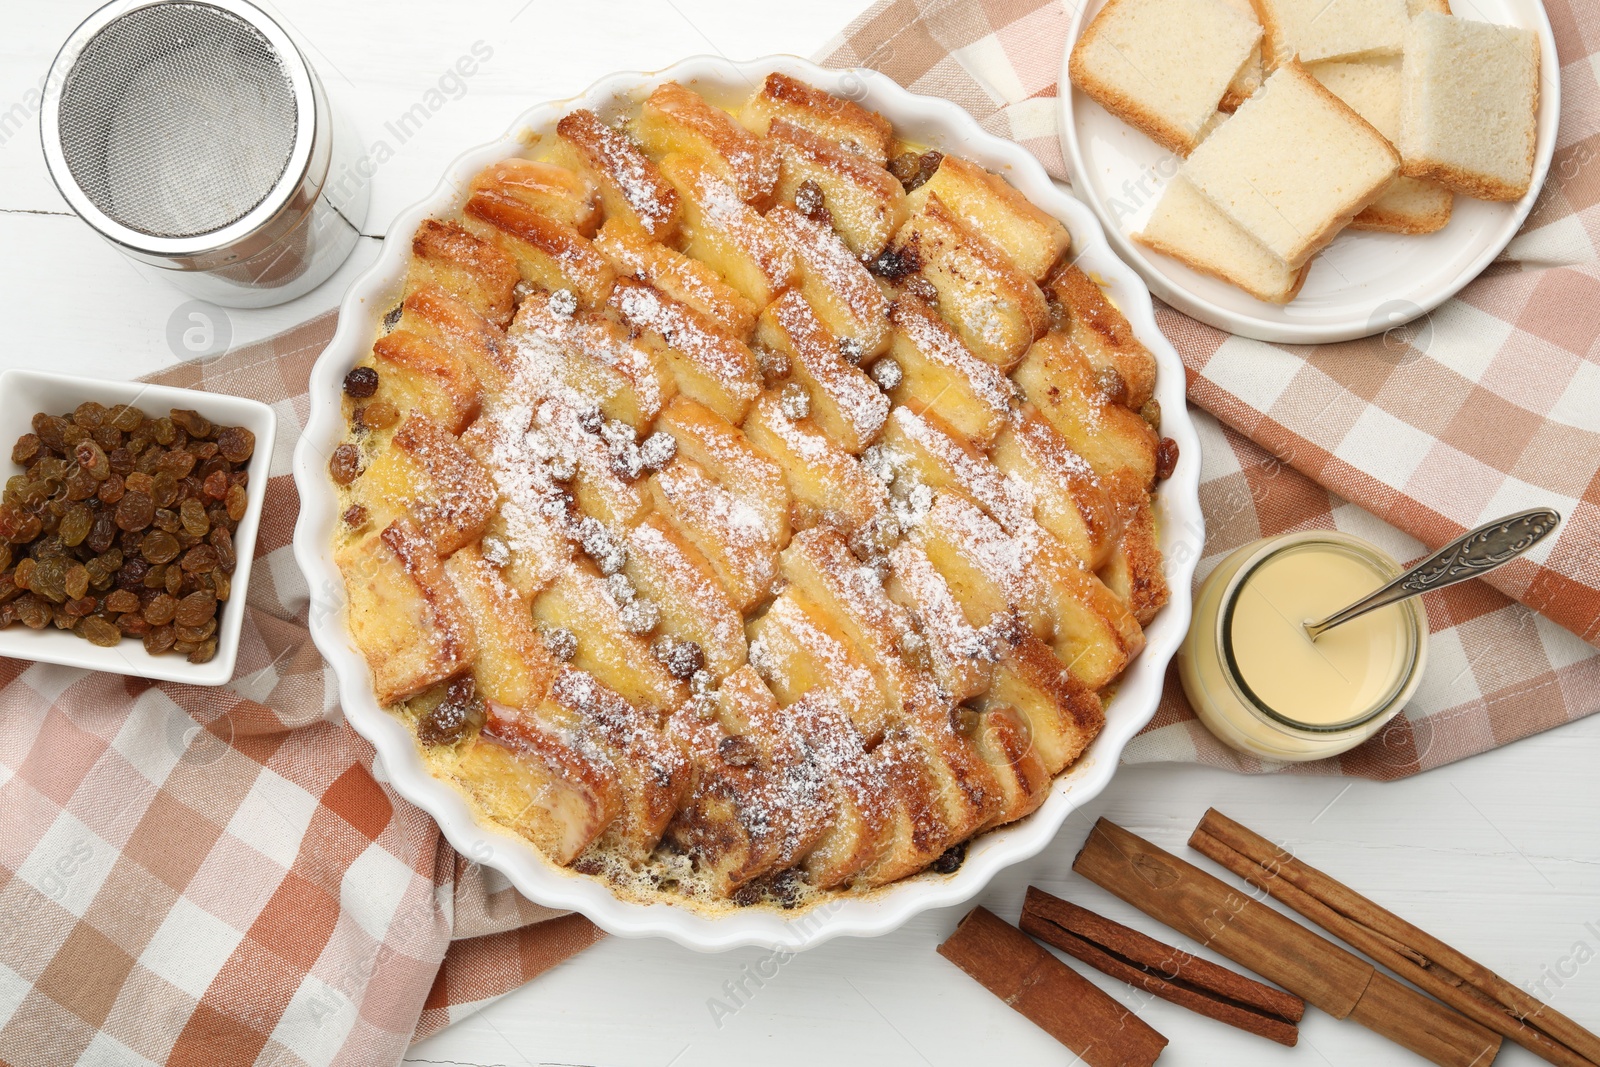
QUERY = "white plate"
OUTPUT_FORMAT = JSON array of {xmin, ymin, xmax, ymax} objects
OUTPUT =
[
  {"xmin": 0, "ymin": 369, "xmax": 276, "ymax": 686},
  {"xmin": 292, "ymin": 55, "xmax": 1205, "ymax": 952},
  {"xmin": 1059, "ymin": 0, "xmax": 1560, "ymax": 344}
]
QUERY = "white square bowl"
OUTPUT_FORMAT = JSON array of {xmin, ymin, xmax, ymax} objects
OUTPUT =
[{"xmin": 0, "ymin": 369, "xmax": 276, "ymax": 686}]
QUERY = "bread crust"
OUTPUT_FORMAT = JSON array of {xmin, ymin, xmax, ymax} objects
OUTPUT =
[
  {"xmin": 1401, "ymin": 158, "xmax": 1531, "ymax": 203},
  {"xmin": 1133, "ymin": 228, "xmax": 1310, "ymax": 304},
  {"xmin": 1349, "ymin": 191, "xmax": 1453, "ymax": 234},
  {"xmin": 1249, "ymin": 0, "xmax": 1290, "ymax": 71},
  {"xmin": 1398, "ymin": 12, "xmax": 1538, "ymax": 203},
  {"xmin": 1069, "ymin": 0, "xmax": 1208, "ymax": 155}
]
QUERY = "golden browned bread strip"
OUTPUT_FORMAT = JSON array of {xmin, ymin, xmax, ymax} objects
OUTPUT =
[
  {"xmin": 738, "ymin": 72, "xmax": 894, "ymax": 165},
  {"xmin": 338, "ymin": 518, "xmax": 475, "ymax": 705},
  {"xmin": 407, "ymin": 219, "xmax": 520, "ymax": 329},
  {"xmin": 637, "ymin": 81, "xmax": 780, "ymax": 210},
  {"xmin": 462, "ymin": 192, "xmax": 616, "ymax": 309},
  {"xmin": 552, "ymin": 109, "xmax": 682, "ymax": 241}
]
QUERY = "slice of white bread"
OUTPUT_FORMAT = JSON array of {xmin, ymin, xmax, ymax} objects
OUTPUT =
[
  {"xmin": 1253, "ymin": 0, "xmax": 1408, "ymax": 68},
  {"xmin": 1216, "ymin": 0, "xmax": 1264, "ymax": 111},
  {"xmin": 1135, "ymin": 175, "xmax": 1310, "ymax": 303},
  {"xmin": 1408, "ymin": 0, "xmax": 1450, "ymax": 14},
  {"xmin": 1309, "ymin": 58, "xmax": 1453, "ymax": 234},
  {"xmin": 1070, "ymin": 0, "xmax": 1263, "ymax": 155},
  {"xmin": 1183, "ymin": 61, "xmax": 1399, "ymax": 267},
  {"xmin": 1398, "ymin": 12, "xmax": 1540, "ymax": 202}
]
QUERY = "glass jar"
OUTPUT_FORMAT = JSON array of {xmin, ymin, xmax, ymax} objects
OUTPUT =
[{"xmin": 1179, "ymin": 530, "xmax": 1429, "ymax": 762}]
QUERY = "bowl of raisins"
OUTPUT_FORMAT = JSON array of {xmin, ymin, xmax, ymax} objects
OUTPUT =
[{"xmin": 0, "ymin": 369, "xmax": 276, "ymax": 685}]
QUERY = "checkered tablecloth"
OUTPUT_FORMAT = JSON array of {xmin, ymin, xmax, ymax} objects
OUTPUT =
[
  {"xmin": 817, "ymin": 0, "xmax": 1600, "ymax": 778},
  {"xmin": 3, "ymin": 2, "xmax": 1598, "ymax": 1063},
  {"xmin": 0, "ymin": 322, "xmax": 602, "ymax": 1067}
]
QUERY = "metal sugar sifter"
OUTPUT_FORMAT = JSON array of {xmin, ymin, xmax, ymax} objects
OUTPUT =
[{"xmin": 41, "ymin": 0, "xmax": 369, "ymax": 308}]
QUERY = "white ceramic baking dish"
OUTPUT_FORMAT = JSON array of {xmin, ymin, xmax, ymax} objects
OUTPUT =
[{"xmin": 292, "ymin": 54, "xmax": 1204, "ymax": 952}]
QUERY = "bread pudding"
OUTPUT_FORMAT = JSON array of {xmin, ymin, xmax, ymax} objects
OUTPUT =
[{"xmin": 330, "ymin": 72, "xmax": 1175, "ymax": 910}]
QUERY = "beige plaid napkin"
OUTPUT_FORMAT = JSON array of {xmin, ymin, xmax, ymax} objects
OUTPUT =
[
  {"xmin": 817, "ymin": 0, "xmax": 1600, "ymax": 777},
  {"xmin": 0, "ymin": 318, "xmax": 602, "ymax": 1067}
]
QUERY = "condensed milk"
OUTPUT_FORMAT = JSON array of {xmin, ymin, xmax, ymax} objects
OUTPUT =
[{"xmin": 1179, "ymin": 530, "xmax": 1428, "ymax": 762}]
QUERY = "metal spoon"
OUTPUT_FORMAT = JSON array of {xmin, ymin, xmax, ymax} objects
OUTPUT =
[{"xmin": 1304, "ymin": 508, "xmax": 1562, "ymax": 641}]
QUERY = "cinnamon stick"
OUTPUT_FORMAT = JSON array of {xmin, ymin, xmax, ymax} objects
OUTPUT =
[
  {"xmin": 1073, "ymin": 818, "xmax": 1503, "ymax": 1067},
  {"xmin": 938, "ymin": 906, "xmax": 1169, "ymax": 1067},
  {"xmin": 1020, "ymin": 886, "xmax": 1304, "ymax": 1046},
  {"xmin": 1192, "ymin": 808, "xmax": 1600, "ymax": 1067}
]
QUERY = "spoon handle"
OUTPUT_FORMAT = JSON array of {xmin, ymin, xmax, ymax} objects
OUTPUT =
[{"xmin": 1304, "ymin": 508, "xmax": 1562, "ymax": 641}]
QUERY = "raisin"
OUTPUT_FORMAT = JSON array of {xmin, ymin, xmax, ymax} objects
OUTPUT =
[
  {"xmin": 156, "ymin": 449, "xmax": 196, "ymax": 478},
  {"xmin": 15, "ymin": 593, "xmax": 50, "ymax": 629},
  {"xmin": 64, "ymin": 470, "xmax": 97, "ymax": 501},
  {"xmin": 81, "ymin": 616, "xmax": 121, "ymax": 647},
  {"xmin": 342, "ymin": 505, "xmax": 369, "ymax": 528},
  {"xmin": 225, "ymin": 485, "xmax": 248, "ymax": 523},
  {"xmin": 143, "ymin": 594, "xmax": 177, "ymax": 626},
  {"xmin": 718, "ymin": 734, "xmax": 758, "ymax": 767},
  {"xmin": 169, "ymin": 409, "xmax": 211, "ymax": 438},
  {"xmin": 931, "ymin": 841, "xmax": 967, "ymax": 874},
  {"xmin": 105, "ymin": 589, "xmax": 141, "ymax": 614},
  {"xmin": 888, "ymin": 151, "xmax": 921, "ymax": 186},
  {"xmin": 155, "ymin": 472, "xmax": 184, "ymax": 509},
  {"xmin": 12, "ymin": 434, "xmax": 41, "ymax": 465},
  {"xmin": 434, "ymin": 676, "xmax": 485, "ymax": 743},
  {"xmin": 651, "ymin": 634, "xmax": 705, "ymax": 680},
  {"xmin": 1155, "ymin": 437, "xmax": 1179, "ymax": 481},
  {"xmin": 141, "ymin": 531, "xmax": 180, "ymax": 565},
  {"xmin": 63, "ymin": 563, "xmax": 89, "ymax": 601},
  {"xmin": 58, "ymin": 504, "xmax": 92, "ymax": 547},
  {"xmin": 0, "ymin": 505, "xmax": 42, "ymax": 544},
  {"xmin": 1140, "ymin": 397, "xmax": 1161, "ymax": 432},
  {"xmin": 29, "ymin": 557, "xmax": 68, "ymax": 603},
  {"xmin": 203, "ymin": 469, "xmax": 229, "ymax": 499},
  {"xmin": 109, "ymin": 405, "xmax": 144, "ymax": 433},
  {"xmin": 869, "ymin": 244, "xmax": 919, "ymax": 280},
  {"xmin": 344, "ymin": 367, "xmax": 380, "ymax": 398},
  {"xmin": 794, "ymin": 178, "xmax": 827, "ymax": 221},
  {"xmin": 358, "ymin": 401, "xmax": 398, "ymax": 431},
  {"xmin": 97, "ymin": 474, "xmax": 125, "ymax": 505},
  {"xmin": 144, "ymin": 625, "xmax": 176, "ymax": 655},
  {"xmin": 117, "ymin": 559, "xmax": 150, "ymax": 590},
  {"xmin": 216, "ymin": 426, "xmax": 254, "ymax": 463},
  {"xmin": 175, "ymin": 619, "xmax": 217, "ymax": 643},
  {"xmin": 1095, "ymin": 365, "xmax": 1129, "ymax": 407},
  {"xmin": 175, "ymin": 590, "xmax": 217, "ymax": 627},
  {"xmin": 210, "ymin": 527, "xmax": 236, "ymax": 570},
  {"xmin": 911, "ymin": 150, "xmax": 943, "ymax": 191},
  {"xmin": 188, "ymin": 639, "xmax": 218, "ymax": 664},
  {"xmin": 180, "ymin": 498, "xmax": 211, "ymax": 538},
  {"xmin": 181, "ymin": 545, "xmax": 220, "ymax": 574},
  {"xmin": 73, "ymin": 402, "xmax": 106, "ymax": 429},
  {"xmin": 115, "ymin": 492, "xmax": 154, "ymax": 532}
]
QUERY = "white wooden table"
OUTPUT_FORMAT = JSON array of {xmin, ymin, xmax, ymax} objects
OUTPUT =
[{"xmin": 4, "ymin": 3, "xmax": 1597, "ymax": 1065}]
